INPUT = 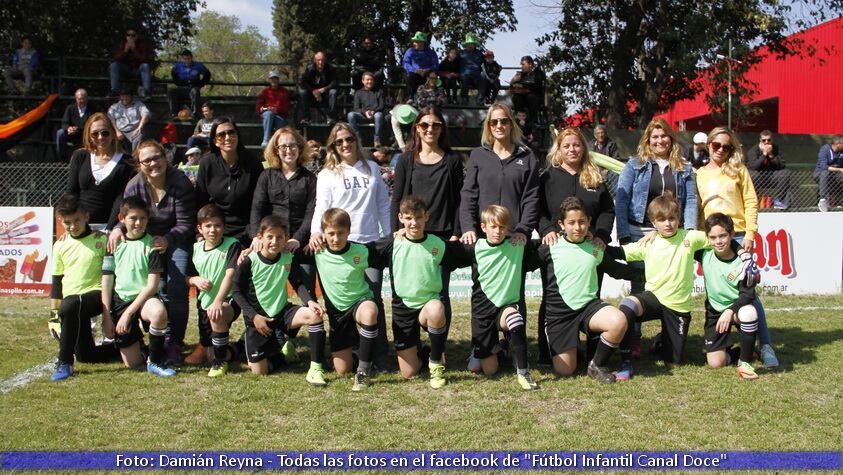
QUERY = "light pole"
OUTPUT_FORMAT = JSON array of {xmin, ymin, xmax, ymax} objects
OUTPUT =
[{"xmin": 716, "ymin": 40, "xmax": 743, "ymax": 130}]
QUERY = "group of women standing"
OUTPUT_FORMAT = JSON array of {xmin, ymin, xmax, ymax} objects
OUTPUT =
[{"xmin": 65, "ymin": 102, "xmax": 778, "ymax": 369}]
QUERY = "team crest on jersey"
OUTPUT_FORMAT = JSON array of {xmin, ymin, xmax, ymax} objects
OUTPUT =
[
  {"xmin": 727, "ymin": 272, "xmax": 736, "ymax": 281},
  {"xmin": 284, "ymin": 263, "xmax": 291, "ymax": 272},
  {"xmin": 353, "ymin": 255, "xmax": 361, "ymax": 265},
  {"xmin": 95, "ymin": 241, "xmax": 102, "ymax": 249},
  {"xmin": 683, "ymin": 239, "xmax": 690, "ymax": 247},
  {"xmin": 431, "ymin": 247, "xmax": 439, "ymax": 257},
  {"xmin": 516, "ymin": 159, "xmax": 524, "ymax": 165}
]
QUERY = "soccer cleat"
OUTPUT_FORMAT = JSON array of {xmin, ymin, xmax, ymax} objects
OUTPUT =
[
  {"xmin": 429, "ymin": 362, "xmax": 447, "ymax": 389},
  {"xmin": 184, "ymin": 344, "xmax": 209, "ymax": 365},
  {"xmin": 466, "ymin": 354, "xmax": 482, "ymax": 373},
  {"xmin": 587, "ymin": 361, "xmax": 617, "ymax": 384},
  {"xmin": 818, "ymin": 198, "xmax": 830, "ymax": 212},
  {"xmin": 306, "ymin": 365, "xmax": 327, "ymax": 387},
  {"xmin": 351, "ymin": 370, "xmax": 370, "ymax": 392},
  {"xmin": 516, "ymin": 372, "xmax": 538, "ymax": 390},
  {"xmin": 147, "ymin": 361, "xmax": 177, "ymax": 378},
  {"xmin": 281, "ymin": 340, "xmax": 299, "ymax": 364},
  {"xmin": 207, "ymin": 360, "xmax": 229, "ymax": 378},
  {"xmin": 48, "ymin": 314, "xmax": 61, "ymax": 341},
  {"xmin": 759, "ymin": 344, "xmax": 780, "ymax": 368},
  {"xmin": 736, "ymin": 360, "xmax": 759, "ymax": 380},
  {"xmin": 50, "ymin": 362, "xmax": 74, "ymax": 381},
  {"xmin": 615, "ymin": 359, "xmax": 634, "ymax": 381}
]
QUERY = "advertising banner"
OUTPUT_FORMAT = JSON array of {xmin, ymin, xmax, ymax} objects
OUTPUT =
[{"xmin": 0, "ymin": 207, "xmax": 53, "ymax": 296}]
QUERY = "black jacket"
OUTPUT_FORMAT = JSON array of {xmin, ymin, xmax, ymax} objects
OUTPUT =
[
  {"xmin": 195, "ymin": 152, "xmax": 264, "ymax": 241},
  {"xmin": 353, "ymin": 47, "xmax": 383, "ymax": 72},
  {"xmin": 66, "ymin": 149, "xmax": 136, "ymax": 227},
  {"xmin": 61, "ymin": 103, "xmax": 96, "ymax": 134},
  {"xmin": 538, "ymin": 166, "xmax": 615, "ymax": 243},
  {"xmin": 249, "ymin": 167, "xmax": 317, "ymax": 243},
  {"xmin": 460, "ymin": 145, "xmax": 540, "ymax": 236},
  {"xmin": 591, "ymin": 138, "xmax": 620, "ymax": 160},
  {"xmin": 300, "ymin": 63, "xmax": 338, "ymax": 92},
  {"xmin": 683, "ymin": 145, "xmax": 709, "ymax": 169},
  {"xmin": 352, "ymin": 89, "xmax": 387, "ymax": 113},
  {"xmin": 391, "ymin": 151, "xmax": 464, "ymax": 237},
  {"xmin": 745, "ymin": 144, "xmax": 785, "ymax": 171}
]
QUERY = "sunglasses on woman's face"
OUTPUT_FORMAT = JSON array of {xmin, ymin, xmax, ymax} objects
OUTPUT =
[
  {"xmin": 215, "ymin": 129, "xmax": 237, "ymax": 139},
  {"xmin": 90, "ymin": 130, "xmax": 111, "ymax": 138},
  {"xmin": 333, "ymin": 136, "xmax": 356, "ymax": 147},
  {"xmin": 489, "ymin": 118, "xmax": 512, "ymax": 127},
  {"xmin": 417, "ymin": 121, "xmax": 443, "ymax": 131},
  {"xmin": 710, "ymin": 142, "xmax": 733, "ymax": 153}
]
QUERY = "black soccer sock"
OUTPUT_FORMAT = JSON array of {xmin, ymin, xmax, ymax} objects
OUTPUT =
[
  {"xmin": 148, "ymin": 326, "xmax": 167, "ymax": 365},
  {"xmin": 428, "ymin": 325, "xmax": 447, "ymax": 364},
  {"xmin": 307, "ymin": 323, "xmax": 326, "ymax": 365},
  {"xmin": 268, "ymin": 353, "xmax": 285, "ymax": 372},
  {"xmin": 618, "ymin": 302, "xmax": 637, "ymax": 360},
  {"xmin": 592, "ymin": 335, "xmax": 619, "ymax": 367},
  {"xmin": 537, "ymin": 301, "xmax": 551, "ymax": 363},
  {"xmin": 738, "ymin": 321, "xmax": 758, "ymax": 363},
  {"xmin": 57, "ymin": 305, "xmax": 80, "ymax": 365},
  {"xmin": 211, "ymin": 331, "xmax": 230, "ymax": 362},
  {"xmin": 357, "ymin": 323, "xmax": 378, "ymax": 372},
  {"xmin": 505, "ymin": 312, "xmax": 528, "ymax": 372},
  {"xmin": 585, "ymin": 334, "xmax": 600, "ymax": 363}
]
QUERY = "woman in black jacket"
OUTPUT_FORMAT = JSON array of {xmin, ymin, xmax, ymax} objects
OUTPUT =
[
  {"xmin": 391, "ymin": 105, "xmax": 464, "ymax": 334},
  {"xmin": 536, "ymin": 127, "xmax": 615, "ymax": 366}
]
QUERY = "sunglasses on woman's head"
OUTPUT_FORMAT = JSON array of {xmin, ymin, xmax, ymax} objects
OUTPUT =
[
  {"xmin": 333, "ymin": 136, "xmax": 356, "ymax": 147},
  {"xmin": 90, "ymin": 130, "xmax": 111, "ymax": 138},
  {"xmin": 417, "ymin": 121, "xmax": 443, "ymax": 131},
  {"xmin": 710, "ymin": 142, "xmax": 733, "ymax": 153},
  {"xmin": 215, "ymin": 129, "xmax": 237, "ymax": 139}
]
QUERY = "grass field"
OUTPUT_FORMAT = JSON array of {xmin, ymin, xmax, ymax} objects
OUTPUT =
[{"xmin": 1, "ymin": 293, "xmax": 841, "ymax": 473}]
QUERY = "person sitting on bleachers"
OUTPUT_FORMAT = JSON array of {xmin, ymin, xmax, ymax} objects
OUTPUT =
[
  {"xmin": 438, "ymin": 47, "xmax": 461, "ymax": 104},
  {"xmin": 415, "ymin": 71, "xmax": 447, "ymax": 109},
  {"xmin": 256, "ymin": 70, "xmax": 291, "ymax": 148},
  {"xmin": 402, "ymin": 32, "xmax": 439, "ymax": 102},
  {"xmin": 299, "ymin": 51, "xmax": 339, "ymax": 125},
  {"xmin": 109, "ymin": 28, "xmax": 152, "ymax": 99},
  {"xmin": 510, "ymin": 55, "xmax": 546, "ymax": 124},
  {"xmin": 351, "ymin": 36, "xmax": 385, "ymax": 91},
  {"xmin": 108, "ymin": 87, "xmax": 150, "ymax": 152},
  {"xmin": 56, "ymin": 89, "xmax": 96, "ymax": 160},
  {"xmin": 480, "ymin": 50, "xmax": 502, "ymax": 105},
  {"xmin": 187, "ymin": 102, "xmax": 215, "ymax": 151},
  {"xmin": 168, "ymin": 49, "xmax": 211, "ymax": 120},
  {"xmin": 347, "ymin": 72, "xmax": 390, "ymax": 148},
  {"xmin": 459, "ymin": 33, "xmax": 486, "ymax": 106},
  {"xmin": 4, "ymin": 35, "xmax": 40, "ymax": 95}
]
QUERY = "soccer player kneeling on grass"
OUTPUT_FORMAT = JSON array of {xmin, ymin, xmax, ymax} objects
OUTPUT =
[
  {"xmin": 232, "ymin": 215, "xmax": 327, "ymax": 386},
  {"xmin": 537, "ymin": 197, "xmax": 641, "ymax": 383},
  {"xmin": 369, "ymin": 196, "xmax": 462, "ymax": 389},
  {"xmin": 451, "ymin": 204, "xmax": 539, "ymax": 390},
  {"xmin": 616, "ymin": 194, "xmax": 709, "ymax": 379},
  {"xmin": 49, "ymin": 194, "xmax": 119, "ymax": 381},
  {"xmin": 307, "ymin": 208, "xmax": 381, "ymax": 391},
  {"xmin": 696, "ymin": 213, "xmax": 760, "ymax": 380},
  {"xmin": 186, "ymin": 204, "xmax": 242, "ymax": 378},
  {"xmin": 102, "ymin": 196, "xmax": 176, "ymax": 377}
]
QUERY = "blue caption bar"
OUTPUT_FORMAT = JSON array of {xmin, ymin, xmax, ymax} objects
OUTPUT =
[{"xmin": 1, "ymin": 451, "xmax": 840, "ymax": 471}]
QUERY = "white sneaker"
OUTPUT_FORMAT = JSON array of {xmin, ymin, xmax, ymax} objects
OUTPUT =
[
  {"xmin": 466, "ymin": 354, "xmax": 481, "ymax": 373},
  {"xmin": 818, "ymin": 198, "xmax": 830, "ymax": 212}
]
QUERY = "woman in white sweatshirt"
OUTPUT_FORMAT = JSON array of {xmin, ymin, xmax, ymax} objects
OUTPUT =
[{"xmin": 309, "ymin": 122, "xmax": 392, "ymax": 369}]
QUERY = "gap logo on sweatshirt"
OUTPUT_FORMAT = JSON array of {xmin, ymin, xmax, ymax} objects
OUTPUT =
[{"xmin": 343, "ymin": 176, "xmax": 371, "ymax": 190}]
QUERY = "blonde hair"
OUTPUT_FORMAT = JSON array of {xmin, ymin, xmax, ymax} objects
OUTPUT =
[
  {"xmin": 83, "ymin": 112, "xmax": 123, "ymax": 156},
  {"xmin": 324, "ymin": 122, "xmax": 370, "ymax": 176},
  {"xmin": 480, "ymin": 204, "xmax": 511, "ymax": 230},
  {"xmin": 264, "ymin": 127, "xmax": 311, "ymax": 169},
  {"xmin": 707, "ymin": 126, "xmax": 745, "ymax": 178},
  {"xmin": 546, "ymin": 127, "xmax": 603, "ymax": 189},
  {"xmin": 636, "ymin": 118, "xmax": 685, "ymax": 172},
  {"xmin": 481, "ymin": 103, "xmax": 523, "ymax": 147}
]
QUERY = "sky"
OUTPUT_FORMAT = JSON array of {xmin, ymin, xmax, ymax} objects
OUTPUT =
[{"xmin": 199, "ymin": 0, "xmax": 555, "ymax": 71}]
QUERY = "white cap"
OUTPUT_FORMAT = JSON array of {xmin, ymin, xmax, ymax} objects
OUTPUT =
[
  {"xmin": 185, "ymin": 147, "xmax": 202, "ymax": 156},
  {"xmin": 693, "ymin": 132, "xmax": 708, "ymax": 144},
  {"xmin": 268, "ymin": 70, "xmax": 280, "ymax": 78}
]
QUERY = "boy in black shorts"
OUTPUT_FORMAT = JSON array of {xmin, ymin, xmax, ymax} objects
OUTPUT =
[
  {"xmin": 49, "ymin": 194, "xmax": 118, "ymax": 381},
  {"xmin": 187, "ymin": 204, "xmax": 242, "ymax": 377},
  {"xmin": 232, "ymin": 214, "xmax": 327, "ymax": 386},
  {"xmin": 102, "ymin": 196, "xmax": 176, "ymax": 377}
]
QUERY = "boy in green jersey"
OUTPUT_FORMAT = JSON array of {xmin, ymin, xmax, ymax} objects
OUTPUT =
[
  {"xmin": 49, "ymin": 194, "xmax": 118, "ymax": 381},
  {"xmin": 102, "ymin": 196, "xmax": 176, "ymax": 377},
  {"xmin": 616, "ymin": 194, "xmax": 710, "ymax": 379},
  {"xmin": 232, "ymin": 214, "xmax": 327, "ymax": 386},
  {"xmin": 369, "ymin": 196, "xmax": 462, "ymax": 389},
  {"xmin": 696, "ymin": 213, "xmax": 760, "ymax": 380},
  {"xmin": 535, "ymin": 197, "xmax": 641, "ymax": 383},
  {"xmin": 186, "ymin": 204, "xmax": 242, "ymax": 378},
  {"xmin": 309, "ymin": 208, "xmax": 380, "ymax": 391}
]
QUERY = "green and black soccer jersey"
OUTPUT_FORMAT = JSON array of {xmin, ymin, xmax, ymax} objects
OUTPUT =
[
  {"xmin": 695, "ymin": 241, "xmax": 756, "ymax": 314},
  {"xmin": 103, "ymin": 233, "xmax": 164, "ymax": 302},
  {"xmin": 187, "ymin": 237, "xmax": 241, "ymax": 309},
  {"xmin": 232, "ymin": 251, "xmax": 312, "ymax": 322},
  {"xmin": 314, "ymin": 242, "xmax": 374, "ymax": 313},
  {"xmin": 52, "ymin": 228, "xmax": 106, "ymax": 298}
]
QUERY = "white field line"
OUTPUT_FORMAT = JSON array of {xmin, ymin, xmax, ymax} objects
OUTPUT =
[{"xmin": 0, "ymin": 362, "xmax": 52, "ymax": 395}]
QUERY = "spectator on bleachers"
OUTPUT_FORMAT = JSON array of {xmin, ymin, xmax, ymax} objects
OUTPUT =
[
  {"xmin": 390, "ymin": 104, "xmax": 418, "ymax": 150},
  {"xmin": 304, "ymin": 139, "xmax": 325, "ymax": 174},
  {"xmin": 591, "ymin": 125, "xmax": 620, "ymax": 160},
  {"xmin": 256, "ymin": 70, "xmax": 291, "ymax": 148},
  {"xmin": 515, "ymin": 109, "xmax": 540, "ymax": 152},
  {"xmin": 66, "ymin": 112, "xmax": 135, "ymax": 230},
  {"xmin": 186, "ymin": 102, "xmax": 215, "ymax": 151},
  {"xmin": 459, "ymin": 33, "xmax": 486, "ymax": 106},
  {"xmin": 480, "ymin": 50, "xmax": 502, "ymax": 105},
  {"xmin": 351, "ymin": 36, "xmax": 385, "ymax": 91},
  {"xmin": 299, "ymin": 51, "xmax": 339, "ymax": 125},
  {"xmin": 745, "ymin": 130, "xmax": 791, "ymax": 209},
  {"xmin": 167, "ymin": 49, "xmax": 211, "ymax": 120},
  {"xmin": 109, "ymin": 28, "xmax": 152, "ymax": 99},
  {"xmin": 402, "ymin": 32, "xmax": 439, "ymax": 102},
  {"xmin": 178, "ymin": 146, "xmax": 202, "ymax": 185},
  {"xmin": 347, "ymin": 71, "xmax": 389, "ymax": 147},
  {"xmin": 815, "ymin": 134, "xmax": 843, "ymax": 212},
  {"xmin": 108, "ymin": 87, "xmax": 150, "ymax": 152},
  {"xmin": 683, "ymin": 132, "xmax": 710, "ymax": 169},
  {"xmin": 510, "ymin": 56, "xmax": 546, "ymax": 124},
  {"xmin": 56, "ymin": 89, "xmax": 96, "ymax": 160},
  {"xmin": 437, "ymin": 47, "xmax": 461, "ymax": 104},
  {"xmin": 415, "ymin": 71, "xmax": 447, "ymax": 110},
  {"xmin": 4, "ymin": 35, "xmax": 40, "ymax": 95}
]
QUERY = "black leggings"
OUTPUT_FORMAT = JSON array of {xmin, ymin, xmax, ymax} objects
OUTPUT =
[{"xmin": 58, "ymin": 291, "xmax": 118, "ymax": 365}]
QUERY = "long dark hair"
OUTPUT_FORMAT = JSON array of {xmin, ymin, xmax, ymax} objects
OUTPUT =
[
  {"xmin": 404, "ymin": 106, "xmax": 451, "ymax": 158},
  {"xmin": 208, "ymin": 116, "xmax": 249, "ymax": 159}
]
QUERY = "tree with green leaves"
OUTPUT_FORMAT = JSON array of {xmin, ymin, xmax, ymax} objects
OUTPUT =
[{"xmin": 536, "ymin": 1, "xmax": 843, "ymax": 129}]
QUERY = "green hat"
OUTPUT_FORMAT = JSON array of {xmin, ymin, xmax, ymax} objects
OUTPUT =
[
  {"xmin": 463, "ymin": 32, "xmax": 480, "ymax": 46},
  {"xmin": 410, "ymin": 31, "xmax": 428, "ymax": 43},
  {"xmin": 394, "ymin": 104, "xmax": 418, "ymax": 125}
]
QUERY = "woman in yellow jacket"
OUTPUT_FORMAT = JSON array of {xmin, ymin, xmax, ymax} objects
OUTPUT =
[{"xmin": 696, "ymin": 126, "xmax": 778, "ymax": 368}]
